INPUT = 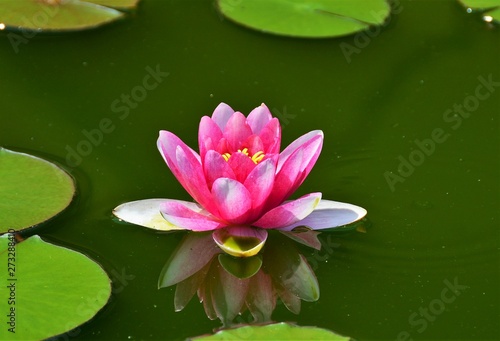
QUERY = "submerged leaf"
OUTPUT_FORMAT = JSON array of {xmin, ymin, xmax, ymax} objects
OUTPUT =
[
  {"xmin": 0, "ymin": 148, "xmax": 75, "ymax": 233},
  {"xmin": 216, "ymin": 0, "xmax": 391, "ymax": 38},
  {"xmin": 0, "ymin": 234, "xmax": 111, "ymax": 340},
  {"xmin": 190, "ymin": 322, "xmax": 354, "ymax": 340}
]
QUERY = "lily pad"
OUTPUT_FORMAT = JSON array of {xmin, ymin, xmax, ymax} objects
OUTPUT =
[
  {"xmin": 0, "ymin": 234, "xmax": 111, "ymax": 340},
  {"xmin": 216, "ymin": 0, "xmax": 391, "ymax": 38},
  {"xmin": 0, "ymin": 0, "xmax": 132, "ymax": 32},
  {"xmin": 0, "ymin": 148, "xmax": 75, "ymax": 234},
  {"xmin": 190, "ymin": 322, "xmax": 353, "ymax": 340},
  {"xmin": 458, "ymin": 0, "xmax": 500, "ymax": 23},
  {"xmin": 85, "ymin": 0, "xmax": 141, "ymax": 10}
]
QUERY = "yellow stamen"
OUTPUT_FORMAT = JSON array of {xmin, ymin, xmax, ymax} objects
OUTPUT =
[
  {"xmin": 221, "ymin": 150, "xmax": 266, "ymax": 164},
  {"xmin": 251, "ymin": 151, "xmax": 265, "ymax": 164}
]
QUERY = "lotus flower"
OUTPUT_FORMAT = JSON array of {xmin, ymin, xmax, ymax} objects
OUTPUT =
[{"xmin": 113, "ymin": 103, "xmax": 366, "ymax": 256}]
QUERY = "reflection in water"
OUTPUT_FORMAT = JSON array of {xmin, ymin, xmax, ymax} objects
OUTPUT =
[{"xmin": 159, "ymin": 230, "xmax": 322, "ymax": 326}]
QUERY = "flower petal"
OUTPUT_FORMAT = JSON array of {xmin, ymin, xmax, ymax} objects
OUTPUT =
[
  {"xmin": 254, "ymin": 193, "xmax": 322, "ymax": 229},
  {"xmin": 278, "ymin": 199, "xmax": 367, "ymax": 231},
  {"xmin": 227, "ymin": 151, "xmax": 257, "ymax": 183},
  {"xmin": 174, "ymin": 144, "xmax": 218, "ymax": 214},
  {"xmin": 199, "ymin": 116, "xmax": 223, "ymax": 160},
  {"xmin": 224, "ymin": 112, "xmax": 253, "ymax": 151},
  {"xmin": 211, "ymin": 102, "xmax": 234, "ymax": 130},
  {"xmin": 247, "ymin": 103, "xmax": 272, "ymax": 134},
  {"xmin": 277, "ymin": 130, "xmax": 323, "ymax": 172},
  {"xmin": 113, "ymin": 198, "xmax": 185, "ymax": 231},
  {"xmin": 158, "ymin": 131, "xmax": 215, "ymax": 213},
  {"xmin": 243, "ymin": 158, "xmax": 276, "ymax": 218},
  {"xmin": 213, "ymin": 226, "xmax": 268, "ymax": 257},
  {"xmin": 203, "ymin": 150, "xmax": 236, "ymax": 190},
  {"xmin": 211, "ymin": 178, "xmax": 252, "ymax": 224},
  {"xmin": 265, "ymin": 148, "xmax": 303, "ymax": 209},
  {"xmin": 160, "ymin": 199, "xmax": 224, "ymax": 231},
  {"xmin": 259, "ymin": 118, "xmax": 281, "ymax": 154}
]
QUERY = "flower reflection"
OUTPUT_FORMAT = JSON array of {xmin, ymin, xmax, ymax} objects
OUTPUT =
[{"xmin": 159, "ymin": 230, "xmax": 323, "ymax": 327}]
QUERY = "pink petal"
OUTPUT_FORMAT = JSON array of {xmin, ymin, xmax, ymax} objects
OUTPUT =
[
  {"xmin": 211, "ymin": 178, "xmax": 252, "ymax": 224},
  {"xmin": 278, "ymin": 199, "xmax": 367, "ymax": 231},
  {"xmin": 253, "ymin": 193, "xmax": 322, "ymax": 229},
  {"xmin": 158, "ymin": 131, "xmax": 214, "ymax": 213},
  {"xmin": 243, "ymin": 135, "xmax": 264, "ymax": 156},
  {"xmin": 243, "ymin": 158, "xmax": 276, "ymax": 219},
  {"xmin": 160, "ymin": 200, "xmax": 224, "ymax": 231},
  {"xmin": 265, "ymin": 148, "xmax": 303, "ymax": 209},
  {"xmin": 199, "ymin": 116, "xmax": 223, "ymax": 160},
  {"xmin": 277, "ymin": 130, "xmax": 323, "ymax": 172},
  {"xmin": 247, "ymin": 103, "xmax": 272, "ymax": 134},
  {"xmin": 223, "ymin": 112, "xmax": 253, "ymax": 151},
  {"xmin": 227, "ymin": 151, "xmax": 257, "ymax": 183},
  {"xmin": 203, "ymin": 150, "xmax": 236, "ymax": 189},
  {"xmin": 259, "ymin": 118, "xmax": 281, "ymax": 154},
  {"xmin": 211, "ymin": 102, "xmax": 234, "ymax": 130},
  {"xmin": 175, "ymin": 145, "xmax": 218, "ymax": 215}
]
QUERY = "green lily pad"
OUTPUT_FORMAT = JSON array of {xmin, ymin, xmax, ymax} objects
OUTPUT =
[
  {"xmin": 0, "ymin": 0, "xmax": 128, "ymax": 32},
  {"xmin": 216, "ymin": 0, "xmax": 391, "ymax": 38},
  {"xmin": 85, "ymin": 0, "xmax": 141, "ymax": 10},
  {"xmin": 0, "ymin": 148, "xmax": 75, "ymax": 234},
  {"xmin": 0, "ymin": 234, "xmax": 111, "ymax": 340},
  {"xmin": 458, "ymin": 0, "xmax": 500, "ymax": 23},
  {"xmin": 190, "ymin": 322, "xmax": 354, "ymax": 340}
]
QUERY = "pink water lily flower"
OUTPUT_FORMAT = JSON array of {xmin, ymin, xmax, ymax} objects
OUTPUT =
[
  {"xmin": 113, "ymin": 103, "xmax": 366, "ymax": 256},
  {"xmin": 158, "ymin": 102, "xmax": 324, "ymax": 232}
]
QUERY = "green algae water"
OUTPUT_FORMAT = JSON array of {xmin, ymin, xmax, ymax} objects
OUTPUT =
[{"xmin": 1, "ymin": 0, "xmax": 498, "ymax": 340}]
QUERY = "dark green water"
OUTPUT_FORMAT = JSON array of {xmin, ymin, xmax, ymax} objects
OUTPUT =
[{"xmin": 1, "ymin": 0, "xmax": 499, "ymax": 340}]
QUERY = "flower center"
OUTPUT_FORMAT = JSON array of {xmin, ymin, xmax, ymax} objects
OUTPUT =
[{"xmin": 222, "ymin": 148, "xmax": 265, "ymax": 164}]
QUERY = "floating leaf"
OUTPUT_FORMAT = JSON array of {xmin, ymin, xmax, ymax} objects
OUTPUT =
[
  {"xmin": 113, "ymin": 199, "xmax": 186, "ymax": 232},
  {"xmin": 85, "ymin": 0, "xmax": 141, "ymax": 10},
  {"xmin": 0, "ymin": 148, "xmax": 75, "ymax": 234},
  {"xmin": 0, "ymin": 0, "xmax": 126, "ymax": 32},
  {"xmin": 190, "ymin": 322, "xmax": 354, "ymax": 340},
  {"xmin": 458, "ymin": 0, "xmax": 500, "ymax": 23},
  {"xmin": 216, "ymin": 0, "xmax": 391, "ymax": 38},
  {"xmin": 0, "ymin": 234, "xmax": 111, "ymax": 340}
]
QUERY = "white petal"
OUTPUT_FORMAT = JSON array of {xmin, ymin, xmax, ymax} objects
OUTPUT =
[
  {"xmin": 278, "ymin": 199, "xmax": 367, "ymax": 231},
  {"xmin": 113, "ymin": 199, "xmax": 186, "ymax": 231}
]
